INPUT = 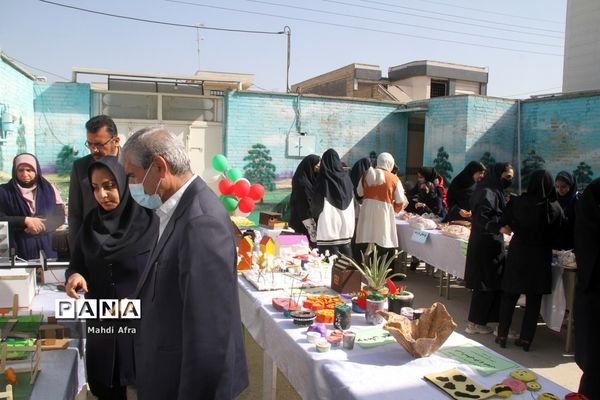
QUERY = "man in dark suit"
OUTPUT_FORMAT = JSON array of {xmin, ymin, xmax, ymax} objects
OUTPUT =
[
  {"xmin": 68, "ymin": 115, "xmax": 120, "ymax": 246},
  {"xmin": 121, "ymin": 127, "xmax": 248, "ymax": 400}
]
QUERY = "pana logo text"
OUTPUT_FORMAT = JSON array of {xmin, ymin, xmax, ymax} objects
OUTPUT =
[{"xmin": 55, "ymin": 299, "xmax": 141, "ymax": 319}]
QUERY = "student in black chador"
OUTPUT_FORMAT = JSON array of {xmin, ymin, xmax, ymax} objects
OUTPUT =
[
  {"xmin": 496, "ymin": 170, "xmax": 564, "ymax": 351},
  {"xmin": 554, "ymin": 170, "xmax": 580, "ymax": 250},
  {"xmin": 464, "ymin": 162, "xmax": 514, "ymax": 335},
  {"xmin": 445, "ymin": 161, "xmax": 486, "ymax": 222},
  {"xmin": 574, "ymin": 177, "xmax": 600, "ymax": 400},
  {"xmin": 289, "ymin": 154, "xmax": 320, "ymax": 247}
]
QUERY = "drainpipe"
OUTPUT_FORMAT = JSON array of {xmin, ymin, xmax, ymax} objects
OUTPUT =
[{"xmin": 516, "ymin": 99, "xmax": 522, "ymax": 194}]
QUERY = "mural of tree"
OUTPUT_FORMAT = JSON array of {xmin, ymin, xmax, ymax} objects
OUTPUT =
[
  {"xmin": 16, "ymin": 116, "xmax": 27, "ymax": 154},
  {"xmin": 433, "ymin": 146, "xmax": 453, "ymax": 183},
  {"xmin": 56, "ymin": 145, "xmax": 79, "ymax": 175},
  {"xmin": 243, "ymin": 143, "xmax": 277, "ymax": 191},
  {"xmin": 480, "ymin": 151, "xmax": 496, "ymax": 168},
  {"xmin": 573, "ymin": 162, "xmax": 594, "ymax": 190},
  {"xmin": 521, "ymin": 149, "xmax": 545, "ymax": 188}
]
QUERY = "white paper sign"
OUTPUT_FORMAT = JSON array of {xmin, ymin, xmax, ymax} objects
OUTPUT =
[{"xmin": 411, "ymin": 230, "xmax": 429, "ymax": 244}]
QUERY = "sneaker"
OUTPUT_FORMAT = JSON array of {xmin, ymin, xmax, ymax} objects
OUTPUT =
[
  {"xmin": 494, "ymin": 326, "xmax": 519, "ymax": 340},
  {"xmin": 465, "ymin": 322, "xmax": 493, "ymax": 334}
]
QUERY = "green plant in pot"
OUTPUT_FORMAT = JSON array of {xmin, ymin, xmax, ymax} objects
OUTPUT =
[
  {"xmin": 340, "ymin": 248, "xmax": 405, "ymax": 324},
  {"xmin": 387, "ymin": 279, "xmax": 414, "ymax": 314}
]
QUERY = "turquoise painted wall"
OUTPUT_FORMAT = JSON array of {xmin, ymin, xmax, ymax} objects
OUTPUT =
[
  {"xmin": 33, "ymin": 82, "xmax": 91, "ymax": 173},
  {"xmin": 0, "ymin": 57, "xmax": 35, "ymax": 174},
  {"xmin": 225, "ymin": 91, "xmax": 407, "ymax": 179},
  {"xmin": 521, "ymin": 93, "xmax": 600, "ymax": 188}
]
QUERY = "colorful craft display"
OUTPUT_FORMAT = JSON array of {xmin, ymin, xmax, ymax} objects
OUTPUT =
[
  {"xmin": 303, "ymin": 295, "xmax": 345, "ymax": 312},
  {"xmin": 212, "ymin": 154, "xmax": 265, "ymax": 214},
  {"xmin": 315, "ymin": 309, "xmax": 334, "ymax": 324},
  {"xmin": 424, "ymin": 368, "xmax": 493, "ymax": 399}
]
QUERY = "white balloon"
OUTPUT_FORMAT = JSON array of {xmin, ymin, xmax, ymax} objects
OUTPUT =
[{"xmin": 200, "ymin": 168, "xmax": 223, "ymax": 193}]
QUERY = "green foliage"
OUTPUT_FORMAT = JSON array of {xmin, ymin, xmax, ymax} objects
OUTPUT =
[
  {"xmin": 243, "ymin": 143, "xmax": 277, "ymax": 191},
  {"xmin": 340, "ymin": 248, "xmax": 404, "ymax": 291},
  {"xmin": 55, "ymin": 145, "xmax": 79, "ymax": 176},
  {"xmin": 520, "ymin": 149, "xmax": 545, "ymax": 188},
  {"xmin": 480, "ymin": 151, "xmax": 496, "ymax": 168},
  {"xmin": 573, "ymin": 162, "xmax": 594, "ymax": 190},
  {"xmin": 433, "ymin": 146, "xmax": 453, "ymax": 182}
]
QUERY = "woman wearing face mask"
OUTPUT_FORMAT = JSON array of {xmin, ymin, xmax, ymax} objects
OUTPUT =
[
  {"xmin": 496, "ymin": 170, "xmax": 565, "ymax": 351},
  {"xmin": 65, "ymin": 156, "xmax": 157, "ymax": 400},
  {"xmin": 444, "ymin": 161, "xmax": 486, "ymax": 222},
  {"xmin": 554, "ymin": 171, "xmax": 580, "ymax": 250},
  {"xmin": 406, "ymin": 167, "xmax": 448, "ymax": 217},
  {"xmin": 464, "ymin": 162, "xmax": 514, "ymax": 335},
  {"xmin": 0, "ymin": 153, "xmax": 65, "ymax": 260}
]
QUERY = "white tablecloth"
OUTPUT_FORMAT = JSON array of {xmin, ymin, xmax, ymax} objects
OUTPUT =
[
  {"xmin": 238, "ymin": 276, "xmax": 569, "ymax": 400},
  {"xmin": 396, "ymin": 220, "xmax": 467, "ymax": 279}
]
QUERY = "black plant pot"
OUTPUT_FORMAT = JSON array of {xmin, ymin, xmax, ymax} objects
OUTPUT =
[{"xmin": 388, "ymin": 292, "xmax": 414, "ymax": 314}]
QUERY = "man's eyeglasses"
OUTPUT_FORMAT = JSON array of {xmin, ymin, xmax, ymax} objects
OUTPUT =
[{"xmin": 85, "ymin": 137, "xmax": 114, "ymax": 151}]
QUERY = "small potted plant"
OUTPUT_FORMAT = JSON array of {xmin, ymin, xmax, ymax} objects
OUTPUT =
[
  {"xmin": 340, "ymin": 248, "xmax": 406, "ymax": 324},
  {"xmin": 386, "ymin": 278, "xmax": 414, "ymax": 314}
]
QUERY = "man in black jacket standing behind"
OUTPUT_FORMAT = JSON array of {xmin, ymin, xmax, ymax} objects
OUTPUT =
[{"xmin": 68, "ymin": 115, "xmax": 120, "ymax": 247}]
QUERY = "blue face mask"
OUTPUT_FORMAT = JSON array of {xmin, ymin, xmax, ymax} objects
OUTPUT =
[{"xmin": 129, "ymin": 163, "xmax": 163, "ymax": 209}]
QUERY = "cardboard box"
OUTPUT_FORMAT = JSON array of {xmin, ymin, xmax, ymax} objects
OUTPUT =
[
  {"xmin": 330, "ymin": 258, "xmax": 362, "ymax": 294},
  {"xmin": 259, "ymin": 212, "xmax": 282, "ymax": 227},
  {"xmin": 0, "ymin": 267, "xmax": 37, "ymax": 308}
]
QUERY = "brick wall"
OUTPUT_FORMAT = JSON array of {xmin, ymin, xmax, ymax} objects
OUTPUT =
[
  {"xmin": 0, "ymin": 57, "xmax": 35, "ymax": 174},
  {"xmin": 224, "ymin": 91, "xmax": 406, "ymax": 179},
  {"xmin": 33, "ymin": 82, "xmax": 91, "ymax": 172}
]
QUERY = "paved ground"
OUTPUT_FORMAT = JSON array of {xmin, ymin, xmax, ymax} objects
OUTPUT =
[{"xmin": 237, "ymin": 263, "xmax": 582, "ymax": 399}]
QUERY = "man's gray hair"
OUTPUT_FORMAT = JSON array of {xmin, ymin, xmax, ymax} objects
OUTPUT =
[{"xmin": 121, "ymin": 126, "xmax": 191, "ymax": 175}]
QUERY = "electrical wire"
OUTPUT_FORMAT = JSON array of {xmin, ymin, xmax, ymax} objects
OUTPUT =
[
  {"xmin": 501, "ymin": 86, "xmax": 562, "ymax": 98},
  {"xmin": 2, "ymin": 54, "xmax": 70, "ymax": 81},
  {"xmin": 167, "ymin": 1, "xmax": 563, "ymax": 56},
  {"xmin": 39, "ymin": 0, "xmax": 286, "ymax": 35},
  {"xmin": 391, "ymin": 0, "xmax": 562, "ymax": 24},
  {"xmin": 353, "ymin": 0, "xmax": 564, "ymax": 33},
  {"xmin": 323, "ymin": 0, "xmax": 563, "ymax": 39},
  {"xmin": 244, "ymin": 0, "xmax": 561, "ymax": 48}
]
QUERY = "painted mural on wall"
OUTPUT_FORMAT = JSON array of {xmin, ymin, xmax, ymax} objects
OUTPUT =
[
  {"xmin": 573, "ymin": 162, "xmax": 594, "ymax": 190},
  {"xmin": 243, "ymin": 143, "xmax": 277, "ymax": 191},
  {"xmin": 520, "ymin": 149, "xmax": 546, "ymax": 188},
  {"xmin": 56, "ymin": 145, "xmax": 79, "ymax": 175},
  {"xmin": 480, "ymin": 152, "xmax": 496, "ymax": 168},
  {"xmin": 433, "ymin": 146, "xmax": 453, "ymax": 183}
]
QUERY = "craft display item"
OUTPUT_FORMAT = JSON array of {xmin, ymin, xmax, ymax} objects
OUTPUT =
[
  {"xmin": 306, "ymin": 324, "xmax": 327, "ymax": 337},
  {"xmin": 271, "ymin": 298, "xmax": 299, "ymax": 312},
  {"xmin": 502, "ymin": 378, "xmax": 526, "ymax": 394},
  {"xmin": 342, "ymin": 331, "xmax": 356, "ymax": 350},
  {"xmin": 3, "ymin": 367, "xmax": 17, "ymax": 385},
  {"xmin": 315, "ymin": 309, "xmax": 334, "ymax": 324},
  {"xmin": 381, "ymin": 302, "xmax": 457, "ymax": 358},
  {"xmin": 259, "ymin": 211, "xmax": 282, "ymax": 227},
  {"xmin": 365, "ymin": 298, "xmax": 386, "ymax": 325},
  {"xmin": 306, "ymin": 332, "xmax": 321, "ymax": 344},
  {"xmin": 527, "ymin": 381, "xmax": 542, "ymax": 391},
  {"xmin": 333, "ymin": 304, "xmax": 352, "ymax": 330},
  {"xmin": 565, "ymin": 393, "xmax": 589, "ymax": 400},
  {"xmin": 303, "ymin": 295, "xmax": 345, "ymax": 311},
  {"xmin": 331, "ymin": 256, "xmax": 362, "ymax": 294},
  {"xmin": 490, "ymin": 384, "xmax": 512, "ymax": 398},
  {"xmin": 315, "ymin": 339, "xmax": 331, "ymax": 353},
  {"xmin": 510, "ymin": 369, "xmax": 536, "ymax": 382},
  {"xmin": 424, "ymin": 368, "xmax": 493, "ymax": 399},
  {"xmin": 326, "ymin": 331, "xmax": 343, "ymax": 348},
  {"xmin": 290, "ymin": 310, "xmax": 316, "ymax": 327},
  {"xmin": 537, "ymin": 393, "xmax": 560, "ymax": 400}
]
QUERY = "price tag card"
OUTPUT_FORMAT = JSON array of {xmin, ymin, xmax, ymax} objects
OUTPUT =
[{"xmin": 411, "ymin": 230, "xmax": 429, "ymax": 244}]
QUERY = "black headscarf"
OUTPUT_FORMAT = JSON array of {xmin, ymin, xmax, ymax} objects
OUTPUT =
[
  {"xmin": 447, "ymin": 161, "xmax": 486, "ymax": 211},
  {"xmin": 350, "ymin": 158, "xmax": 371, "ymax": 201},
  {"xmin": 477, "ymin": 162, "xmax": 511, "ymax": 191},
  {"xmin": 527, "ymin": 169, "xmax": 557, "ymax": 202},
  {"xmin": 556, "ymin": 171, "xmax": 578, "ymax": 209},
  {"xmin": 574, "ymin": 178, "xmax": 600, "ymax": 290},
  {"xmin": 291, "ymin": 154, "xmax": 320, "ymax": 194},
  {"xmin": 289, "ymin": 154, "xmax": 320, "ymax": 233},
  {"xmin": 418, "ymin": 167, "xmax": 437, "ymax": 183},
  {"xmin": 79, "ymin": 156, "xmax": 157, "ymax": 262},
  {"xmin": 314, "ymin": 149, "xmax": 353, "ymax": 210}
]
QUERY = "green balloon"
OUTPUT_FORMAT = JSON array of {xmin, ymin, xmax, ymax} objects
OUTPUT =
[
  {"xmin": 221, "ymin": 195, "xmax": 238, "ymax": 212},
  {"xmin": 226, "ymin": 168, "xmax": 243, "ymax": 182},
  {"xmin": 212, "ymin": 154, "xmax": 228, "ymax": 172}
]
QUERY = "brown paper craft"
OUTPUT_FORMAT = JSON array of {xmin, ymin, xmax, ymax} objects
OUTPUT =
[{"xmin": 379, "ymin": 302, "xmax": 457, "ymax": 358}]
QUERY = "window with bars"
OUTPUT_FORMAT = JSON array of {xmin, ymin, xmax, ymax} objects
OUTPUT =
[{"xmin": 430, "ymin": 80, "xmax": 449, "ymax": 98}]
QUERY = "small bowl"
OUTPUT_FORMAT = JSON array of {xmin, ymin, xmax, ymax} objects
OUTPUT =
[
  {"xmin": 351, "ymin": 298, "xmax": 365, "ymax": 314},
  {"xmin": 290, "ymin": 310, "xmax": 316, "ymax": 327},
  {"xmin": 316, "ymin": 339, "xmax": 331, "ymax": 353},
  {"xmin": 306, "ymin": 332, "xmax": 321, "ymax": 344}
]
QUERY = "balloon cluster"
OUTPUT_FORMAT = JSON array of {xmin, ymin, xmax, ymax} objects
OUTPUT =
[{"xmin": 212, "ymin": 154, "xmax": 265, "ymax": 214}]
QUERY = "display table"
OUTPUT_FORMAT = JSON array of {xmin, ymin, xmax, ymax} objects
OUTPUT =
[
  {"xmin": 31, "ymin": 348, "xmax": 79, "ymax": 400},
  {"xmin": 238, "ymin": 276, "xmax": 569, "ymax": 400}
]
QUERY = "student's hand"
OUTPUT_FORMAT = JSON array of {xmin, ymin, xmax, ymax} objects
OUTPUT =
[
  {"xmin": 500, "ymin": 225, "xmax": 512, "ymax": 235},
  {"xmin": 459, "ymin": 209, "xmax": 472, "ymax": 218},
  {"xmin": 24, "ymin": 217, "xmax": 46, "ymax": 234},
  {"xmin": 415, "ymin": 202, "xmax": 425, "ymax": 209},
  {"xmin": 66, "ymin": 273, "xmax": 88, "ymax": 300}
]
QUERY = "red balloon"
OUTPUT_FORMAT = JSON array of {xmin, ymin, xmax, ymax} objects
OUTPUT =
[
  {"xmin": 232, "ymin": 179, "xmax": 251, "ymax": 198},
  {"xmin": 218, "ymin": 178, "xmax": 234, "ymax": 195},
  {"xmin": 238, "ymin": 196, "xmax": 255, "ymax": 213},
  {"xmin": 248, "ymin": 183, "xmax": 265, "ymax": 201}
]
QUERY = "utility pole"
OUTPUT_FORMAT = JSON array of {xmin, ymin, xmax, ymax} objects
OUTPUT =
[{"xmin": 196, "ymin": 23, "xmax": 204, "ymax": 71}]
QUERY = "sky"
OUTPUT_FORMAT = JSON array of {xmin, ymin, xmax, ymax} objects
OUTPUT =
[{"xmin": 1, "ymin": 0, "xmax": 566, "ymax": 98}]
